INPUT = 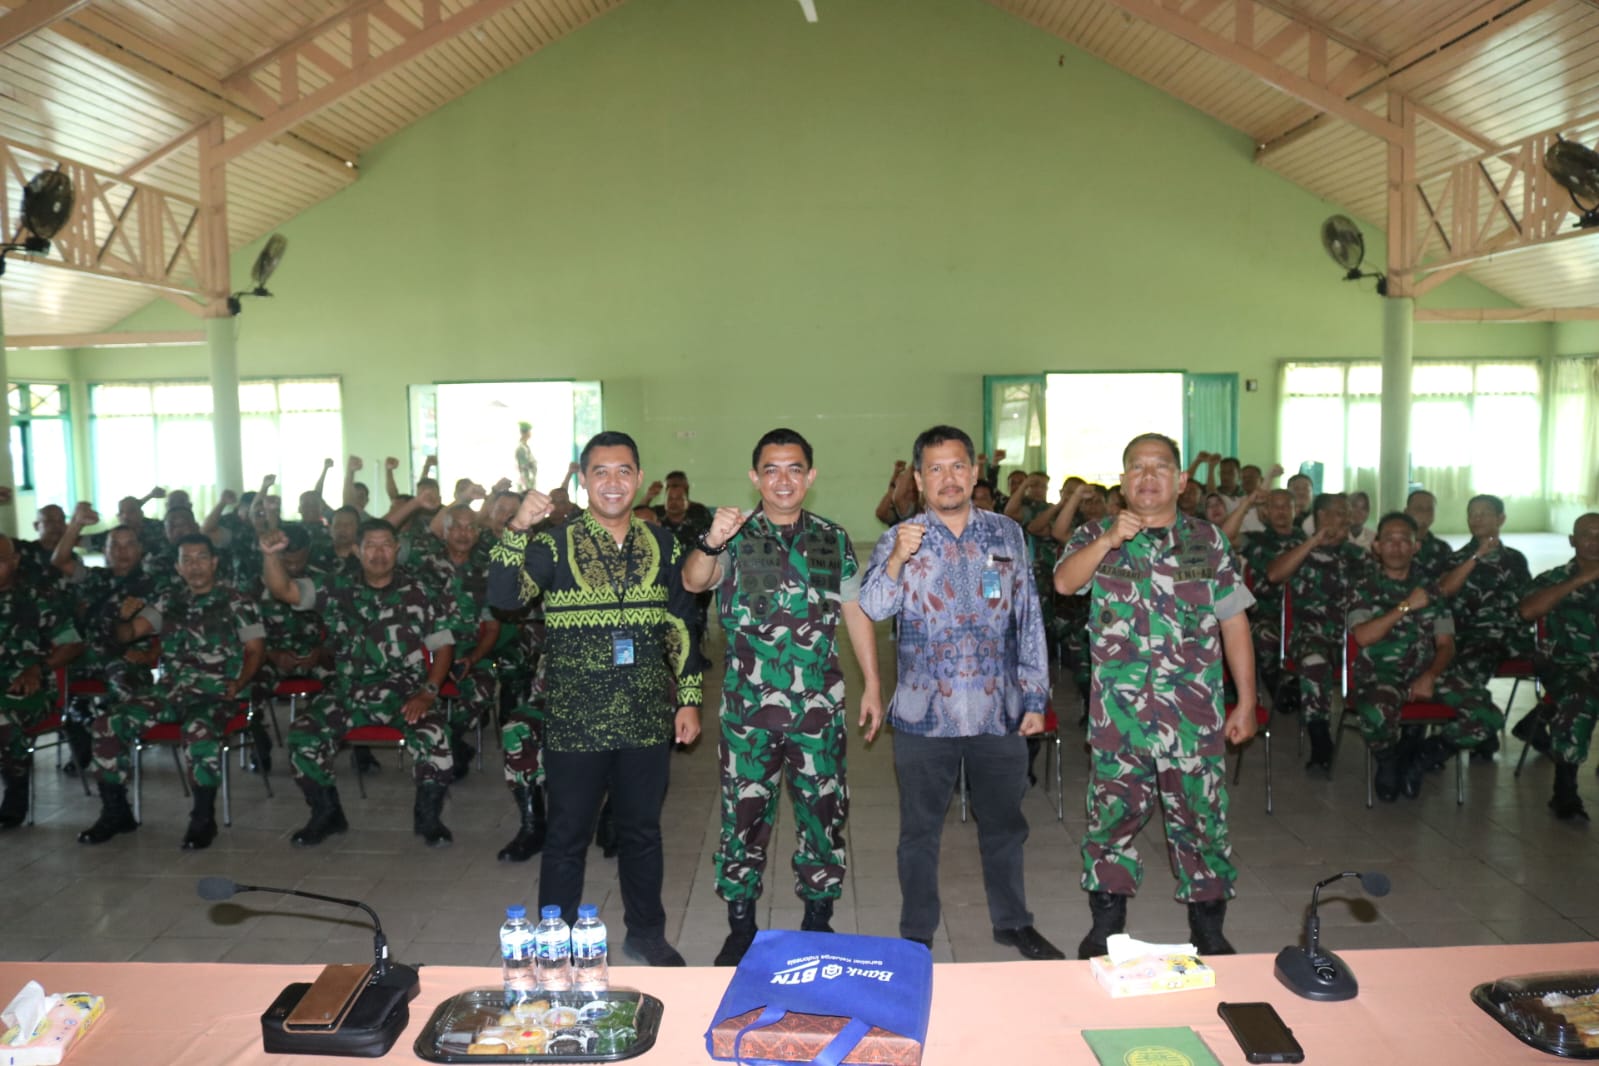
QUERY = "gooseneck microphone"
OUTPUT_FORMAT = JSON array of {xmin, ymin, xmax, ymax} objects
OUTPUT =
[
  {"xmin": 197, "ymin": 876, "xmax": 402, "ymax": 979},
  {"xmin": 1274, "ymin": 869, "xmax": 1391, "ymax": 1002}
]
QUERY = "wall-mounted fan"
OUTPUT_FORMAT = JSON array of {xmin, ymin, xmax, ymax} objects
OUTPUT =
[
  {"xmin": 227, "ymin": 233, "xmax": 288, "ymax": 315},
  {"xmin": 1320, "ymin": 214, "xmax": 1387, "ymax": 295},
  {"xmin": 1, "ymin": 169, "xmax": 75, "ymax": 276},
  {"xmin": 1544, "ymin": 135, "xmax": 1599, "ymax": 229}
]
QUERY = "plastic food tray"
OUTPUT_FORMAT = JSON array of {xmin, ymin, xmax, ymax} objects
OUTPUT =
[
  {"xmin": 1471, "ymin": 970, "xmax": 1599, "ymax": 1058},
  {"xmin": 414, "ymin": 986, "xmax": 664, "ymax": 1063}
]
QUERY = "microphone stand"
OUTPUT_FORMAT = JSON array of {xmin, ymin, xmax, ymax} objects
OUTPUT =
[{"xmin": 1274, "ymin": 871, "xmax": 1385, "ymax": 1002}]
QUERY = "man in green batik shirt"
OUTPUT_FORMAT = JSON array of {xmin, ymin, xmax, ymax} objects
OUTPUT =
[
  {"xmin": 1515, "ymin": 512, "xmax": 1599, "ymax": 821},
  {"xmin": 488, "ymin": 430, "xmax": 703, "ymax": 968},
  {"xmin": 1347, "ymin": 513, "xmax": 1500, "ymax": 802},
  {"xmin": 78, "ymin": 534, "xmax": 265, "ymax": 850},
  {"xmin": 681, "ymin": 428, "xmax": 884, "ymax": 968}
]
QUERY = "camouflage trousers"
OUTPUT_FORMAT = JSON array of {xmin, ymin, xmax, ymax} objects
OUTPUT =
[
  {"xmin": 287, "ymin": 681, "xmax": 452, "ymax": 787},
  {"xmin": 1290, "ymin": 633, "xmax": 1340, "ymax": 725},
  {"xmin": 715, "ymin": 716, "xmax": 848, "ymax": 903},
  {"xmin": 1349, "ymin": 675, "xmax": 1501, "ymax": 752},
  {"xmin": 1252, "ymin": 615, "xmax": 1288, "ymax": 704},
  {"xmin": 446, "ymin": 660, "xmax": 497, "ymax": 733},
  {"xmin": 1080, "ymin": 747, "xmax": 1237, "ymax": 903},
  {"xmin": 498, "ymin": 655, "xmax": 546, "ymax": 790},
  {"xmin": 92, "ymin": 683, "xmax": 238, "ymax": 789},
  {"xmin": 1535, "ymin": 664, "xmax": 1599, "ymax": 765},
  {"xmin": 1452, "ymin": 630, "xmax": 1536, "ymax": 689},
  {"xmin": 72, "ymin": 653, "xmax": 154, "ymax": 704},
  {"xmin": 0, "ymin": 691, "xmax": 48, "ymax": 774}
]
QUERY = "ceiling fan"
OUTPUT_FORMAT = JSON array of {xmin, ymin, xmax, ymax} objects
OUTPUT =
[{"xmin": 227, "ymin": 233, "xmax": 288, "ymax": 315}]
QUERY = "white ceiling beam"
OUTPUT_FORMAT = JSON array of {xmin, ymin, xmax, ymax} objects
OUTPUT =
[
  {"xmin": 2, "ymin": 329, "xmax": 205, "ymax": 349},
  {"xmin": 0, "ymin": 0, "xmax": 90, "ymax": 49},
  {"xmin": 797, "ymin": 0, "xmax": 818, "ymax": 22},
  {"xmin": 1414, "ymin": 307, "xmax": 1599, "ymax": 322},
  {"xmin": 1099, "ymin": 0, "xmax": 1404, "ymax": 144},
  {"xmin": 213, "ymin": 0, "xmax": 525, "ymax": 167}
]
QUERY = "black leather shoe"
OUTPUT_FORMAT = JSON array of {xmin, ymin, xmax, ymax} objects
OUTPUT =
[
  {"xmin": 622, "ymin": 935, "xmax": 686, "ymax": 967},
  {"xmin": 904, "ymin": 935, "xmax": 932, "ymax": 948},
  {"xmin": 993, "ymin": 925, "xmax": 1065, "ymax": 961}
]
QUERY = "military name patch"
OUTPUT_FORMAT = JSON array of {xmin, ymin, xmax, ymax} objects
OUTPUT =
[
  {"xmin": 1174, "ymin": 565, "xmax": 1215, "ymax": 582},
  {"xmin": 1097, "ymin": 565, "xmax": 1140, "ymax": 580}
]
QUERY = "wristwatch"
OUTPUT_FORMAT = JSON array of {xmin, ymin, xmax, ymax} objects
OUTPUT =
[
  {"xmin": 1396, "ymin": 602, "xmax": 1412, "ymax": 616},
  {"xmin": 696, "ymin": 530, "xmax": 728, "ymax": 556},
  {"xmin": 422, "ymin": 681, "xmax": 440, "ymax": 697}
]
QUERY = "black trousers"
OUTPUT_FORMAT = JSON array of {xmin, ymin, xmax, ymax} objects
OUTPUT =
[{"xmin": 539, "ymin": 742, "xmax": 672, "ymax": 939}]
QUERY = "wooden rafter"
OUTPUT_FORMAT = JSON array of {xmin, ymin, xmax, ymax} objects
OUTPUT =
[
  {"xmin": 1099, "ymin": 0, "xmax": 1404, "ymax": 144},
  {"xmin": 0, "ymin": 0, "xmax": 90, "ymax": 49},
  {"xmin": 1414, "ymin": 308, "xmax": 1599, "ymax": 322},
  {"xmin": 0, "ymin": 134, "xmax": 204, "ymax": 298},
  {"xmin": 2, "ymin": 330, "xmax": 205, "ymax": 349},
  {"xmin": 213, "ymin": 0, "xmax": 527, "ymax": 166}
]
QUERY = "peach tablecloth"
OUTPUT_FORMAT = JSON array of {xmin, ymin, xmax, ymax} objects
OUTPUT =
[{"xmin": 4, "ymin": 942, "xmax": 1596, "ymax": 1064}]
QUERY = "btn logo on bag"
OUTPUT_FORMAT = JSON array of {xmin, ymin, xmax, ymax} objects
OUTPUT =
[{"xmin": 771, "ymin": 954, "xmax": 896, "ymax": 986}]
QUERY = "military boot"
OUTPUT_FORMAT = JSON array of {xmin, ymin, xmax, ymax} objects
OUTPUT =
[
  {"xmin": 714, "ymin": 900, "xmax": 758, "ymax": 967},
  {"xmin": 1398, "ymin": 729, "xmax": 1426, "ymax": 799},
  {"xmin": 1187, "ymin": 899, "xmax": 1236, "ymax": 955},
  {"xmin": 450, "ymin": 727, "xmax": 475, "ymax": 782},
  {"xmin": 1513, "ymin": 707, "xmax": 1553, "ymax": 754},
  {"xmin": 78, "ymin": 781, "xmax": 138, "ymax": 844},
  {"xmin": 1417, "ymin": 734, "xmax": 1458, "ymax": 773},
  {"xmin": 801, "ymin": 899, "xmax": 835, "ymax": 933},
  {"xmin": 1305, "ymin": 720, "xmax": 1334, "ymax": 772},
  {"xmin": 1373, "ymin": 749, "xmax": 1402, "ymax": 802},
  {"xmin": 181, "ymin": 786, "xmax": 219, "ymax": 851},
  {"xmin": 62, "ymin": 705, "xmax": 94, "ymax": 777},
  {"xmin": 413, "ymin": 780, "xmax": 453, "ymax": 847},
  {"xmin": 0, "ymin": 763, "xmax": 30, "ymax": 829},
  {"xmin": 1076, "ymin": 890, "xmax": 1127, "ymax": 960},
  {"xmin": 1550, "ymin": 762, "xmax": 1590, "ymax": 822},
  {"xmin": 496, "ymin": 785, "xmax": 546, "ymax": 862},
  {"xmin": 249, "ymin": 720, "xmax": 273, "ymax": 775},
  {"xmin": 291, "ymin": 783, "xmax": 348, "ymax": 847}
]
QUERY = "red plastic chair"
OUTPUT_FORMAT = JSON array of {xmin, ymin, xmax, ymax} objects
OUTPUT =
[
  {"xmin": 133, "ymin": 704, "xmax": 270, "ymax": 825},
  {"xmin": 1227, "ymin": 700, "xmax": 1273, "ymax": 814},
  {"xmin": 1342, "ymin": 631, "xmax": 1464, "ymax": 808},
  {"xmin": 342, "ymin": 724, "xmax": 408, "ymax": 798}
]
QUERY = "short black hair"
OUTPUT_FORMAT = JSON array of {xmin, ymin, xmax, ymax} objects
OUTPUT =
[
  {"xmin": 1121, "ymin": 432, "xmax": 1181, "ymax": 470},
  {"xmin": 580, "ymin": 431, "xmax": 640, "ymax": 471},
  {"xmin": 912, "ymin": 425, "xmax": 974, "ymax": 469},
  {"xmin": 175, "ymin": 533, "xmax": 215, "ymax": 556},
  {"xmin": 165, "ymin": 505, "xmax": 195, "ymax": 519},
  {"xmin": 333, "ymin": 505, "xmax": 361, "ymax": 521},
  {"xmin": 664, "ymin": 470, "xmax": 687, "ymax": 483},
  {"xmin": 1220, "ymin": 456, "xmax": 1240, "ymax": 468},
  {"xmin": 1376, "ymin": 511, "xmax": 1419, "ymax": 537},
  {"xmin": 1348, "ymin": 490, "xmax": 1370, "ymax": 506},
  {"xmin": 1287, "ymin": 473, "xmax": 1312, "ymax": 486},
  {"xmin": 357, "ymin": 518, "xmax": 397, "ymax": 544},
  {"xmin": 239, "ymin": 491, "xmax": 258, "ymax": 507},
  {"xmin": 1241, "ymin": 464, "xmax": 1261, "ymax": 475},
  {"xmin": 1407, "ymin": 489, "xmax": 1435, "ymax": 504},
  {"xmin": 1311, "ymin": 492, "xmax": 1345, "ymax": 517},
  {"xmin": 751, "ymin": 428, "xmax": 813, "ymax": 470},
  {"xmin": 280, "ymin": 522, "xmax": 312, "ymax": 553},
  {"xmin": 1468, "ymin": 493, "xmax": 1504, "ymax": 516},
  {"xmin": 973, "ymin": 479, "xmax": 995, "ymax": 495}
]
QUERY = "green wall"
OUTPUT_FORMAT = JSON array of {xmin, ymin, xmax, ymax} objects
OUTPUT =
[{"xmin": 85, "ymin": 0, "xmax": 1549, "ymax": 539}]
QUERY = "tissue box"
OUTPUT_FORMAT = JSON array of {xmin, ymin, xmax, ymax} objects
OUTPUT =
[
  {"xmin": 708, "ymin": 1008, "xmax": 924, "ymax": 1065},
  {"xmin": 1090, "ymin": 953, "xmax": 1214, "ymax": 998},
  {"xmin": 0, "ymin": 994, "xmax": 104, "ymax": 1065}
]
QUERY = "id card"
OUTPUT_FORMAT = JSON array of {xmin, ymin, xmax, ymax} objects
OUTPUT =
[
  {"xmin": 981, "ymin": 567, "xmax": 1003, "ymax": 600},
  {"xmin": 611, "ymin": 631, "xmax": 635, "ymax": 666}
]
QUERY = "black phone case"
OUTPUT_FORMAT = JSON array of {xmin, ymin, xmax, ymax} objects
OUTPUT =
[
  {"xmin": 1217, "ymin": 1001, "xmax": 1306, "ymax": 1064},
  {"xmin": 262, "ymin": 980, "xmax": 412, "ymax": 1057}
]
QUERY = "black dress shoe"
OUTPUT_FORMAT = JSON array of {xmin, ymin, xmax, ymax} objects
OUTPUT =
[
  {"xmin": 622, "ymin": 935, "xmax": 686, "ymax": 966},
  {"xmin": 993, "ymin": 925, "xmax": 1065, "ymax": 960},
  {"xmin": 904, "ymin": 936, "xmax": 932, "ymax": 949}
]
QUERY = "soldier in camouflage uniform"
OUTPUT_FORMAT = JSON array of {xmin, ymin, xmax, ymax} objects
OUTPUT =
[
  {"xmin": 260, "ymin": 514, "xmax": 459, "ymax": 848},
  {"xmin": 250, "ymin": 523, "xmax": 330, "ymax": 773},
  {"xmin": 1406, "ymin": 490, "xmax": 1454, "ymax": 582},
  {"xmin": 1265, "ymin": 493, "xmax": 1372, "ymax": 770},
  {"xmin": 1515, "ymin": 513, "xmax": 1599, "ymax": 820},
  {"xmin": 77, "ymin": 534, "xmax": 265, "ymax": 849},
  {"xmin": 1346, "ymin": 513, "xmax": 1500, "ymax": 802},
  {"xmin": 1436, "ymin": 495, "xmax": 1533, "ymax": 690},
  {"xmin": 1057, "ymin": 433, "xmax": 1257, "ymax": 960},
  {"xmin": 680, "ymin": 429, "xmax": 884, "ymax": 967},
  {"xmin": 0, "ymin": 535, "xmax": 86, "ymax": 827},
  {"xmin": 1239, "ymin": 490, "xmax": 1307, "ymax": 712}
]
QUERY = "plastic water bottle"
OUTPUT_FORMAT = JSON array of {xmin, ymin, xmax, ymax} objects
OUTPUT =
[
  {"xmin": 533, "ymin": 905, "xmax": 572, "ymax": 991},
  {"xmin": 500, "ymin": 905, "xmax": 536, "ymax": 1005},
  {"xmin": 570, "ymin": 904, "xmax": 609, "ymax": 992}
]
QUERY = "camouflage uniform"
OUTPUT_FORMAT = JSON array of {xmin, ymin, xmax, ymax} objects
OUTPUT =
[
  {"xmin": 70, "ymin": 567, "xmax": 161, "ymax": 701},
  {"xmin": 283, "ymin": 566, "xmax": 456, "ymax": 786},
  {"xmin": 1413, "ymin": 531, "xmax": 1454, "ymax": 583},
  {"xmin": 1287, "ymin": 541, "xmax": 1372, "ymax": 725},
  {"xmin": 255, "ymin": 567, "xmax": 331, "ymax": 690},
  {"xmin": 0, "ymin": 583, "xmax": 68, "ymax": 778},
  {"xmin": 496, "ymin": 601, "xmax": 548, "ymax": 790},
  {"xmin": 1239, "ymin": 527, "xmax": 1306, "ymax": 704},
  {"xmin": 419, "ymin": 541, "xmax": 498, "ymax": 738},
  {"xmin": 1524, "ymin": 562, "xmax": 1599, "ymax": 764},
  {"xmin": 1347, "ymin": 571, "xmax": 1499, "ymax": 751},
  {"xmin": 92, "ymin": 585, "xmax": 265, "ymax": 789},
  {"xmin": 712, "ymin": 508, "xmax": 860, "ymax": 905},
  {"xmin": 1442, "ymin": 541, "xmax": 1534, "ymax": 687},
  {"xmin": 1062, "ymin": 514, "xmax": 1255, "ymax": 903}
]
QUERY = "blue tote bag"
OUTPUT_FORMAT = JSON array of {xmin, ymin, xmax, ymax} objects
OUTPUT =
[{"xmin": 705, "ymin": 930, "xmax": 933, "ymax": 1066}]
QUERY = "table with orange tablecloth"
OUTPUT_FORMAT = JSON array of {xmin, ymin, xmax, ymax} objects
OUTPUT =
[{"xmin": 3, "ymin": 942, "xmax": 1596, "ymax": 1064}]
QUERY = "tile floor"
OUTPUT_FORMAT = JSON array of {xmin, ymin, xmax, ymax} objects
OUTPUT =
[{"xmin": 3, "ymin": 534, "xmax": 1594, "ymax": 968}]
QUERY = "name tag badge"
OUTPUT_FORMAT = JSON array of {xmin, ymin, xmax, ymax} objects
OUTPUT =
[
  {"xmin": 981, "ymin": 567, "xmax": 1003, "ymax": 600},
  {"xmin": 611, "ymin": 631, "xmax": 635, "ymax": 667}
]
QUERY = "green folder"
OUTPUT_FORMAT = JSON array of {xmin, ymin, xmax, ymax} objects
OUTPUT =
[{"xmin": 1081, "ymin": 1026, "xmax": 1222, "ymax": 1066}]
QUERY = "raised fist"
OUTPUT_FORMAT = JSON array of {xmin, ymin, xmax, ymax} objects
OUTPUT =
[
  {"xmin": 385, "ymin": 457, "xmax": 400, "ymax": 471},
  {"xmin": 705, "ymin": 507, "xmax": 748, "ymax": 551},
  {"xmin": 348, "ymin": 456, "xmax": 363, "ymax": 472},
  {"xmin": 260, "ymin": 473, "xmax": 277, "ymax": 491},
  {"xmin": 890, "ymin": 522, "xmax": 926, "ymax": 564},
  {"xmin": 220, "ymin": 489, "xmax": 239, "ymax": 507},
  {"xmin": 645, "ymin": 480, "xmax": 664, "ymax": 499},
  {"xmin": 492, "ymin": 477, "xmax": 513, "ymax": 495},
  {"xmin": 567, "ymin": 461, "xmax": 581, "ymax": 475},
  {"xmin": 72, "ymin": 501, "xmax": 99, "ymax": 526},
  {"xmin": 258, "ymin": 529, "xmax": 289, "ymax": 555},
  {"xmin": 512, "ymin": 489, "xmax": 553, "ymax": 530},
  {"xmin": 464, "ymin": 483, "xmax": 487, "ymax": 502},
  {"xmin": 323, "ymin": 457, "xmax": 335, "ymax": 471},
  {"xmin": 1102, "ymin": 509, "xmax": 1143, "ymax": 549},
  {"xmin": 993, "ymin": 449, "xmax": 1007, "ymax": 462},
  {"xmin": 149, "ymin": 486, "xmax": 167, "ymax": 499}
]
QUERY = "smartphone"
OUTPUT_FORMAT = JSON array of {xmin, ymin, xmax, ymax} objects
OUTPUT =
[
  {"xmin": 1217, "ymin": 1001, "xmax": 1305, "ymax": 1064},
  {"xmin": 284, "ymin": 963, "xmax": 373, "ymax": 1032}
]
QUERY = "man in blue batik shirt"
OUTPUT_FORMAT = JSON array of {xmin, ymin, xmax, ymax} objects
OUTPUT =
[{"xmin": 860, "ymin": 424, "xmax": 1064, "ymax": 961}]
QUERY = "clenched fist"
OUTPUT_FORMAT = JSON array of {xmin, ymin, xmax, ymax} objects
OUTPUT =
[
  {"xmin": 704, "ymin": 507, "xmax": 748, "ymax": 551},
  {"xmin": 1101, "ymin": 510, "xmax": 1143, "ymax": 549},
  {"xmin": 510, "ymin": 489, "xmax": 554, "ymax": 531},
  {"xmin": 890, "ymin": 522, "xmax": 926, "ymax": 564}
]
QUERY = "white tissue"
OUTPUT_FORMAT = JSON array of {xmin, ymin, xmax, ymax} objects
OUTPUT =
[
  {"xmin": 1, "ymin": 982, "xmax": 60, "ymax": 1046},
  {"xmin": 1105, "ymin": 933, "xmax": 1200, "ymax": 964}
]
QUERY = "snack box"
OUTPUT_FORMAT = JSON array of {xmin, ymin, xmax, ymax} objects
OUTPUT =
[
  {"xmin": 1090, "ymin": 953, "xmax": 1215, "ymax": 998},
  {"xmin": 708, "ymin": 1007, "xmax": 924, "ymax": 1066},
  {"xmin": 0, "ymin": 993, "xmax": 104, "ymax": 1066}
]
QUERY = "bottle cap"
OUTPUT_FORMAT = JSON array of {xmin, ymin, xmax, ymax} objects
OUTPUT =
[
  {"xmin": 540, "ymin": 905, "xmax": 563, "ymax": 919},
  {"xmin": 578, "ymin": 904, "xmax": 598, "ymax": 919},
  {"xmin": 506, "ymin": 904, "xmax": 527, "ymax": 919}
]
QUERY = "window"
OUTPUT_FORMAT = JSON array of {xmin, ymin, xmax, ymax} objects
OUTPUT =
[
  {"xmin": 1279, "ymin": 360, "xmax": 1543, "ymax": 502},
  {"xmin": 8, "ymin": 383, "xmax": 74, "ymax": 509},
  {"xmin": 1549, "ymin": 357, "xmax": 1599, "ymax": 505},
  {"xmin": 90, "ymin": 378, "xmax": 343, "ymax": 517}
]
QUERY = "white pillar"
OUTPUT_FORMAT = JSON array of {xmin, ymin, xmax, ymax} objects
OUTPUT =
[
  {"xmin": 1379, "ymin": 295, "xmax": 1414, "ymax": 515},
  {"xmin": 208, "ymin": 316, "xmax": 244, "ymax": 492}
]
